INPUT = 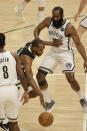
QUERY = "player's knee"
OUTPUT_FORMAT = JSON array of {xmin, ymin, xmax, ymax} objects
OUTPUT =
[
  {"xmin": 36, "ymin": 69, "xmax": 47, "ymax": 82},
  {"xmin": 38, "ymin": 79, "xmax": 48, "ymax": 87},
  {"xmin": 36, "ymin": 69, "xmax": 48, "ymax": 90}
]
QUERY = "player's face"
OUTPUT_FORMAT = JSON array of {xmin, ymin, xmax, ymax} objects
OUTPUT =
[
  {"xmin": 52, "ymin": 10, "xmax": 63, "ymax": 28},
  {"xmin": 36, "ymin": 44, "xmax": 45, "ymax": 56}
]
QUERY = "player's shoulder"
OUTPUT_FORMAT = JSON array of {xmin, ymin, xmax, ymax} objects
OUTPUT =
[
  {"xmin": 45, "ymin": 17, "xmax": 51, "ymax": 22},
  {"xmin": 45, "ymin": 17, "xmax": 51, "ymax": 21},
  {"xmin": 42, "ymin": 17, "xmax": 51, "ymax": 27},
  {"xmin": 66, "ymin": 22, "xmax": 76, "ymax": 36},
  {"xmin": 66, "ymin": 22, "xmax": 75, "ymax": 30}
]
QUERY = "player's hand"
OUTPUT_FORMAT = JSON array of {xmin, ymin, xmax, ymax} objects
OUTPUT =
[
  {"xmin": 21, "ymin": 93, "xmax": 29, "ymax": 104},
  {"xmin": 84, "ymin": 58, "xmax": 87, "ymax": 73},
  {"xmin": 53, "ymin": 39, "xmax": 63, "ymax": 47},
  {"xmin": 39, "ymin": 94, "xmax": 46, "ymax": 108},
  {"xmin": 74, "ymin": 13, "xmax": 79, "ymax": 21}
]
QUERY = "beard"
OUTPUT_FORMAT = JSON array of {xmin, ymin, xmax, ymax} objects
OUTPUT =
[{"xmin": 52, "ymin": 17, "xmax": 63, "ymax": 28}]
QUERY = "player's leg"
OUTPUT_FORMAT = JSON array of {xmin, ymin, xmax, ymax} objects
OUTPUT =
[
  {"xmin": 5, "ymin": 85, "xmax": 20, "ymax": 131},
  {"xmin": 36, "ymin": 52, "xmax": 58, "ymax": 112},
  {"xmin": 37, "ymin": 0, "xmax": 46, "ymax": 24},
  {"xmin": 0, "ymin": 104, "xmax": 9, "ymax": 131},
  {"xmin": 0, "ymin": 87, "xmax": 12, "ymax": 131},
  {"xmin": 36, "ymin": 69, "xmax": 55, "ymax": 112},
  {"xmin": 9, "ymin": 121, "xmax": 20, "ymax": 131},
  {"xmin": 65, "ymin": 72, "xmax": 87, "ymax": 113},
  {"xmin": 61, "ymin": 50, "xmax": 87, "ymax": 113},
  {"xmin": 15, "ymin": 0, "xmax": 30, "ymax": 11},
  {"xmin": 14, "ymin": 0, "xmax": 31, "ymax": 20}
]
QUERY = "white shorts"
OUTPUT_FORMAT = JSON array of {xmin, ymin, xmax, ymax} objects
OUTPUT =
[
  {"xmin": 0, "ymin": 85, "xmax": 18, "ymax": 122},
  {"xmin": 80, "ymin": 14, "xmax": 87, "ymax": 29},
  {"xmin": 39, "ymin": 50, "xmax": 75, "ymax": 73}
]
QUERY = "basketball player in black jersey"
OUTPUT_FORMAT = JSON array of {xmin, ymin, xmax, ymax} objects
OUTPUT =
[
  {"xmin": 17, "ymin": 38, "xmax": 62, "ymax": 103},
  {"xmin": 0, "ymin": 39, "xmax": 46, "ymax": 131},
  {"xmin": 17, "ymin": 39, "xmax": 46, "ymax": 108},
  {"xmin": 0, "ymin": 37, "xmax": 63, "ymax": 131}
]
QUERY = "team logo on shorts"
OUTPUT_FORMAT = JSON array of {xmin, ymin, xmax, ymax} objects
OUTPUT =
[{"xmin": 66, "ymin": 63, "xmax": 72, "ymax": 69}]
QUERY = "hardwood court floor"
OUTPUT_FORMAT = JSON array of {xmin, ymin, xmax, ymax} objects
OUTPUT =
[{"xmin": 0, "ymin": 0, "xmax": 87, "ymax": 131}]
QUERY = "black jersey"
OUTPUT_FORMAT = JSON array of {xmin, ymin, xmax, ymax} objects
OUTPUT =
[
  {"xmin": 17, "ymin": 42, "xmax": 36, "ymax": 80},
  {"xmin": 17, "ymin": 42, "xmax": 36, "ymax": 60}
]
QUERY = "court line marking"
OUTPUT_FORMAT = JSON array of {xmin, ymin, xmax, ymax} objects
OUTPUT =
[
  {"xmin": 48, "ymin": 73, "xmax": 85, "ymax": 76},
  {"xmin": 20, "ymin": 128, "xmax": 29, "ymax": 131},
  {"xmin": 3, "ymin": 24, "xmax": 35, "ymax": 34},
  {"xmin": 3, "ymin": 15, "xmax": 84, "ymax": 34},
  {"xmin": 83, "ymin": 73, "xmax": 87, "ymax": 131},
  {"xmin": 33, "ymin": 73, "xmax": 85, "ymax": 78}
]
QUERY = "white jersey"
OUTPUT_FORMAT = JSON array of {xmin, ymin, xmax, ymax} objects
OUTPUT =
[
  {"xmin": 48, "ymin": 20, "xmax": 72, "ymax": 53},
  {"xmin": 0, "ymin": 51, "xmax": 18, "ymax": 86}
]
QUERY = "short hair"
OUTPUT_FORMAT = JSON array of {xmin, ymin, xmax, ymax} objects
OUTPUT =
[
  {"xmin": 0, "ymin": 33, "xmax": 5, "ymax": 48},
  {"xmin": 31, "ymin": 38, "xmax": 43, "ymax": 47},
  {"xmin": 52, "ymin": 6, "xmax": 64, "ymax": 16}
]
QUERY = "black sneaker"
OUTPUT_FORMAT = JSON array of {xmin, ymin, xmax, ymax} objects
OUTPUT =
[
  {"xmin": 0, "ymin": 121, "xmax": 11, "ymax": 131},
  {"xmin": 80, "ymin": 98, "xmax": 87, "ymax": 113},
  {"xmin": 45, "ymin": 100, "xmax": 56, "ymax": 112}
]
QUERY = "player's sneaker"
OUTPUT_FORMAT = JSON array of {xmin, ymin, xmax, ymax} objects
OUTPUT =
[
  {"xmin": 80, "ymin": 97, "xmax": 87, "ymax": 113},
  {"xmin": 14, "ymin": 6, "xmax": 25, "ymax": 21},
  {"xmin": 0, "ymin": 121, "xmax": 11, "ymax": 131},
  {"xmin": 45, "ymin": 100, "xmax": 56, "ymax": 112}
]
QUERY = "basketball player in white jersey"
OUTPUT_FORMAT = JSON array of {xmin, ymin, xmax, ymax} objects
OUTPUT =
[
  {"xmin": 14, "ymin": 0, "xmax": 45, "ymax": 23},
  {"xmin": 34, "ymin": 6, "xmax": 87, "ymax": 113},
  {"xmin": 74, "ymin": 0, "xmax": 87, "ymax": 38},
  {"xmin": 0, "ymin": 33, "xmax": 29, "ymax": 131}
]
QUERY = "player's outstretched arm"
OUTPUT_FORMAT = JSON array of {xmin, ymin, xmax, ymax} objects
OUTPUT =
[
  {"xmin": 12, "ymin": 53, "xmax": 29, "ymax": 104},
  {"xmin": 67, "ymin": 24, "xmax": 87, "ymax": 72},
  {"xmin": 34, "ymin": 17, "xmax": 51, "ymax": 38},
  {"xmin": 20, "ymin": 55, "xmax": 45, "ymax": 108},
  {"xmin": 43, "ymin": 39, "xmax": 63, "ymax": 47}
]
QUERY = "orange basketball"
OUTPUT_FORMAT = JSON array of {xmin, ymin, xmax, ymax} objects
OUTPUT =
[{"xmin": 38, "ymin": 112, "xmax": 54, "ymax": 127}]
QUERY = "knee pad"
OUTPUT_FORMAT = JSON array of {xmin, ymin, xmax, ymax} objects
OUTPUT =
[
  {"xmin": 37, "ymin": 0, "xmax": 46, "ymax": 7},
  {"xmin": 38, "ymin": 79, "xmax": 47, "ymax": 86}
]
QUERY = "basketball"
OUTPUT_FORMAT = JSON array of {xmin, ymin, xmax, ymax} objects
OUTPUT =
[{"xmin": 38, "ymin": 112, "xmax": 54, "ymax": 127}]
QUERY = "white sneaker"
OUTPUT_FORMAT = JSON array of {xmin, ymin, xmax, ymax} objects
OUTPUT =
[
  {"xmin": 45, "ymin": 100, "xmax": 56, "ymax": 112},
  {"xmin": 14, "ymin": 6, "xmax": 25, "ymax": 21}
]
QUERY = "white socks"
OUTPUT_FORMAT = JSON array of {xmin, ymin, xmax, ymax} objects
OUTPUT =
[
  {"xmin": 18, "ymin": 0, "xmax": 27, "ymax": 11},
  {"xmin": 41, "ymin": 88, "xmax": 51, "ymax": 103},
  {"xmin": 77, "ymin": 89, "xmax": 84, "ymax": 100}
]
